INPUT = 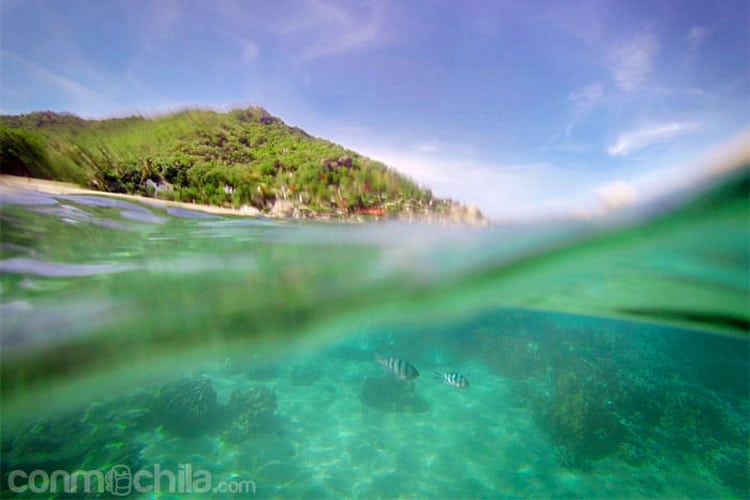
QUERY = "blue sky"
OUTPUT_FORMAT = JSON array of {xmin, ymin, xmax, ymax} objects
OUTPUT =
[{"xmin": 1, "ymin": 0, "xmax": 748, "ymax": 219}]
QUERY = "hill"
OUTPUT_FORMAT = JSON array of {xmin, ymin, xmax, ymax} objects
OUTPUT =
[{"xmin": 0, "ymin": 108, "xmax": 484, "ymax": 223}]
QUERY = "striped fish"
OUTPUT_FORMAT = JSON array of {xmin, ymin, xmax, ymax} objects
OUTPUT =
[
  {"xmin": 375, "ymin": 354, "xmax": 420, "ymax": 380},
  {"xmin": 435, "ymin": 370, "xmax": 470, "ymax": 389}
]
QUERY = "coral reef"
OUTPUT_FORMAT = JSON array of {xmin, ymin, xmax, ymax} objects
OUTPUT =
[
  {"xmin": 466, "ymin": 310, "xmax": 749, "ymax": 496},
  {"xmin": 149, "ymin": 376, "xmax": 220, "ymax": 437},
  {"xmin": 4, "ymin": 414, "xmax": 94, "ymax": 473},
  {"xmin": 0, "ymin": 397, "xmax": 148, "ymax": 496},
  {"xmin": 0, "ymin": 377, "xmax": 287, "ymax": 496},
  {"xmin": 529, "ymin": 367, "xmax": 626, "ymax": 466},
  {"xmin": 222, "ymin": 385, "xmax": 279, "ymax": 442},
  {"xmin": 710, "ymin": 445, "xmax": 750, "ymax": 497},
  {"xmin": 509, "ymin": 327, "xmax": 749, "ymax": 495}
]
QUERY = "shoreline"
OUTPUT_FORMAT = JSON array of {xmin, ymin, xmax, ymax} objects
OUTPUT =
[
  {"xmin": 0, "ymin": 174, "xmax": 489, "ymax": 225},
  {"xmin": 0, "ymin": 174, "xmax": 266, "ymax": 217}
]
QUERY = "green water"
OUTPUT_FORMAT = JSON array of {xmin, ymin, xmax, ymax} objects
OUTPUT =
[{"xmin": 0, "ymin": 169, "xmax": 748, "ymax": 498}]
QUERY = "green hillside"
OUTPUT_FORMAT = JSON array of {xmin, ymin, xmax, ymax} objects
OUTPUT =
[{"xmin": 0, "ymin": 107, "xmax": 471, "ymax": 219}]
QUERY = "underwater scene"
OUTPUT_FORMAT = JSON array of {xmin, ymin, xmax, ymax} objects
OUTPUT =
[{"xmin": 0, "ymin": 169, "xmax": 748, "ymax": 498}]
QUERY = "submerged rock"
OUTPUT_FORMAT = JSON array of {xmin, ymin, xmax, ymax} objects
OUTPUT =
[
  {"xmin": 1, "ymin": 398, "xmax": 148, "ymax": 494},
  {"xmin": 150, "ymin": 376, "xmax": 220, "ymax": 437},
  {"xmin": 7, "ymin": 414, "xmax": 92, "ymax": 472},
  {"xmin": 223, "ymin": 385, "xmax": 278, "ymax": 442}
]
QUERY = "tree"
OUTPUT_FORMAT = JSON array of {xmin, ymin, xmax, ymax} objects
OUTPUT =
[{"xmin": 0, "ymin": 127, "xmax": 52, "ymax": 177}]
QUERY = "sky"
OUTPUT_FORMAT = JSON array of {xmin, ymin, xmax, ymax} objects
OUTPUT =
[{"xmin": 1, "ymin": 0, "xmax": 748, "ymax": 220}]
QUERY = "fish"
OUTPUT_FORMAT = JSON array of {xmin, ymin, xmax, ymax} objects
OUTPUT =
[
  {"xmin": 435, "ymin": 370, "xmax": 469, "ymax": 388},
  {"xmin": 375, "ymin": 353, "xmax": 420, "ymax": 380}
]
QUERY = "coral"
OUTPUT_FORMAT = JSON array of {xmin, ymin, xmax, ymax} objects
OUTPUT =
[
  {"xmin": 1, "ymin": 397, "xmax": 147, "ymax": 496},
  {"xmin": 533, "ymin": 369, "xmax": 626, "ymax": 466},
  {"xmin": 522, "ymin": 324, "xmax": 750, "ymax": 481},
  {"xmin": 6, "ymin": 414, "xmax": 92, "ymax": 472},
  {"xmin": 710, "ymin": 445, "xmax": 749, "ymax": 497},
  {"xmin": 223, "ymin": 385, "xmax": 278, "ymax": 442},
  {"xmin": 150, "ymin": 376, "xmax": 220, "ymax": 437}
]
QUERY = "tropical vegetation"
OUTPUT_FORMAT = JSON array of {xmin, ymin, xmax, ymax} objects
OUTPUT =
[{"xmin": 0, "ymin": 107, "xmax": 468, "ymax": 219}]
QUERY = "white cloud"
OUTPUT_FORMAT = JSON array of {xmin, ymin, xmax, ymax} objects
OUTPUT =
[
  {"xmin": 571, "ymin": 180, "xmax": 639, "ymax": 219},
  {"xmin": 609, "ymin": 34, "xmax": 658, "ymax": 92},
  {"xmin": 337, "ymin": 128, "xmax": 748, "ymax": 222},
  {"xmin": 596, "ymin": 180, "xmax": 637, "ymax": 209},
  {"xmin": 569, "ymin": 82, "xmax": 605, "ymax": 109},
  {"xmin": 275, "ymin": 0, "xmax": 387, "ymax": 61},
  {"xmin": 357, "ymin": 147, "xmax": 578, "ymax": 221},
  {"xmin": 607, "ymin": 122, "xmax": 700, "ymax": 156},
  {"xmin": 317, "ymin": 124, "xmax": 600, "ymax": 221},
  {"xmin": 566, "ymin": 82, "xmax": 605, "ymax": 135},
  {"xmin": 699, "ymin": 128, "xmax": 750, "ymax": 176}
]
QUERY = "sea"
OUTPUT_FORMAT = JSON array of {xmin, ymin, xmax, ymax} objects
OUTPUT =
[{"xmin": 0, "ymin": 168, "xmax": 748, "ymax": 498}]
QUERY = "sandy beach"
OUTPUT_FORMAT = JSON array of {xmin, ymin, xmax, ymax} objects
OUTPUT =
[
  {"xmin": 0, "ymin": 174, "xmax": 490, "ymax": 224},
  {"xmin": 0, "ymin": 174, "xmax": 259, "ymax": 217}
]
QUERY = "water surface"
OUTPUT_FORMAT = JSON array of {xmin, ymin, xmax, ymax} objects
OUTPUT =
[{"xmin": 0, "ymin": 170, "xmax": 747, "ymax": 497}]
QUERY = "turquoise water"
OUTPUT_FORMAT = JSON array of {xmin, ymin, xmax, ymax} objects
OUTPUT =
[{"xmin": 0, "ymin": 169, "xmax": 748, "ymax": 498}]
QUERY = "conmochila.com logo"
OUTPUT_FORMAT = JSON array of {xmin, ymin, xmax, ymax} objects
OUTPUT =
[{"xmin": 5, "ymin": 464, "xmax": 256, "ymax": 495}]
